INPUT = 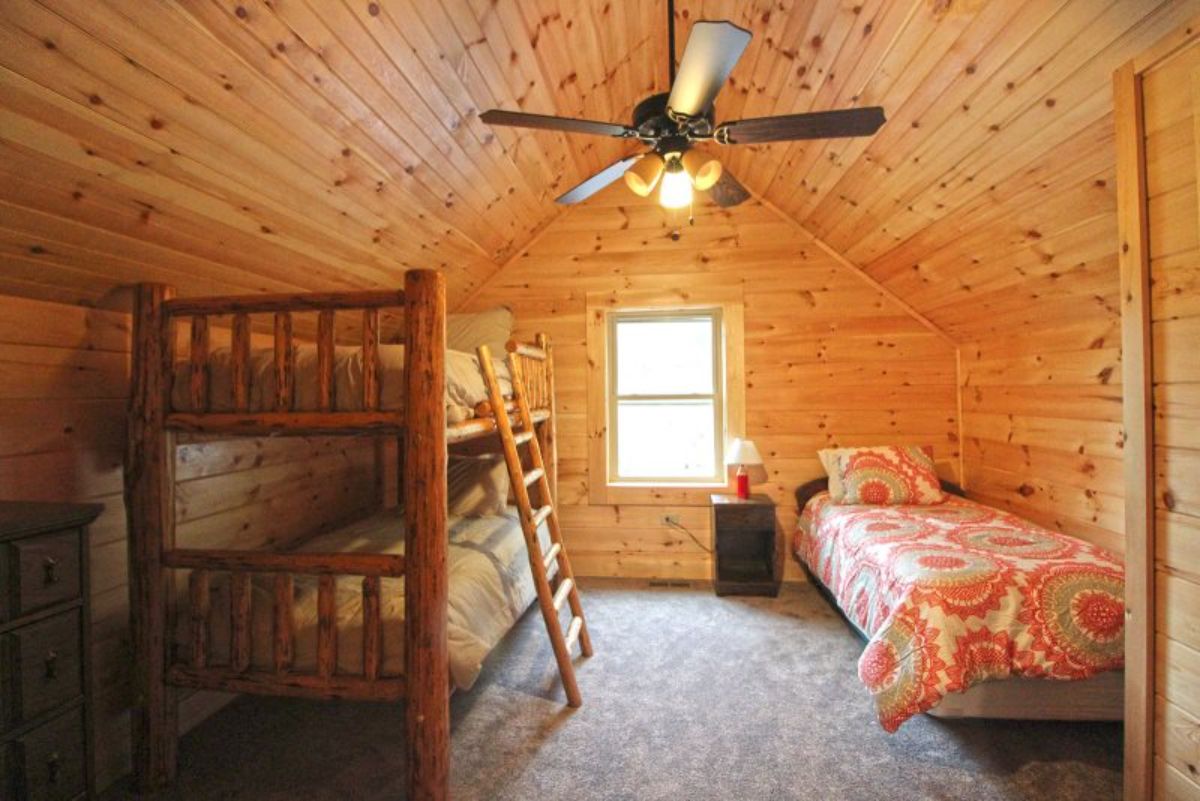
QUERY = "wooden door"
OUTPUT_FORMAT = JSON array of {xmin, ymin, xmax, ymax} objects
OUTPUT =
[{"xmin": 1116, "ymin": 20, "xmax": 1200, "ymax": 801}]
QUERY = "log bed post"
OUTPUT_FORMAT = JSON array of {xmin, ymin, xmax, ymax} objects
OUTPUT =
[
  {"xmin": 403, "ymin": 269, "xmax": 449, "ymax": 801},
  {"xmin": 124, "ymin": 283, "xmax": 179, "ymax": 790}
]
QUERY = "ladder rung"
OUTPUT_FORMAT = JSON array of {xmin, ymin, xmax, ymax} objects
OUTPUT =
[
  {"xmin": 513, "ymin": 431, "xmax": 534, "ymax": 445},
  {"xmin": 523, "ymin": 467, "xmax": 545, "ymax": 487},
  {"xmin": 552, "ymin": 577, "xmax": 573, "ymax": 611},
  {"xmin": 530, "ymin": 505, "xmax": 553, "ymax": 528},
  {"xmin": 542, "ymin": 542, "xmax": 561, "ymax": 570},
  {"xmin": 564, "ymin": 616, "xmax": 583, "ymax": 650}
]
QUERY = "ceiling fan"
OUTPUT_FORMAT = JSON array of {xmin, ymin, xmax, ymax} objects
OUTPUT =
[{"xmin": 479, "ymin": 0, "xmax": 886, "ymax": 211}]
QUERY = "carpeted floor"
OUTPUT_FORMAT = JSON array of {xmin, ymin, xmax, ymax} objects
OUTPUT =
[{"xmin": 103, "ymin": 579, "xmax": 1121, "ymax": 800}]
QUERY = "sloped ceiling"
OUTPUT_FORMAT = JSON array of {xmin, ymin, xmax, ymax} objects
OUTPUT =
[{"xmin": 0, "ymin": 0, "xmax": 1195, "ymax": 324}]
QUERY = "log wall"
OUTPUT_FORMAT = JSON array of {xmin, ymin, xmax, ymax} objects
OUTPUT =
[
  {"xmin": 460, "ymin": 187, "xmax": 960, "ymax": 581},
  {"xmin": 0, "ymin": 293, "xmax": 379, "ymax": 790}
]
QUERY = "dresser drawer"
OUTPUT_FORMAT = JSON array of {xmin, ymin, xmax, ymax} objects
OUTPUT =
[
  {"xmin": 13, "ymin": 707, "xmax": 87, "ymax": 801},
  {"xmin": 0, "ymin": 739, "xmax": 13, "ymax": 800},
  {"xmin": 0, "ymin": 530, "xmax": 82, "ymax": 622},
  {"xmin": 2, "ymin": 611, "xmax": 83, "ymax": 730}
]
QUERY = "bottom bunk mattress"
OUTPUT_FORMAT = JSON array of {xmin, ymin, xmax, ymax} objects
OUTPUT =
[
  {"xmin": 191, "ymin": 508, "xmax": 551, "ymax": 690},
  {"xmin": 794, "ymin": 493, "xmax": 1125, "ymax": 731}
]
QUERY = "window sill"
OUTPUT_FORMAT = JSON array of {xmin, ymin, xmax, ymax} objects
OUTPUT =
[{"xmin": 594, "ymin": 480, "xmax": 735, "ymax": 507}]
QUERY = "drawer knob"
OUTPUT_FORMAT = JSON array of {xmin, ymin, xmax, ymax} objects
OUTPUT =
[
  {"xmin": 44, "ymin": 649, "xmax": 59, "ymax": 679},
  {"xmin": 42, "ymin": 556, "xmax": 59, "ymax": 586},
  {"xmin": 46, "ymin": 750, "xmax": 61, "ymax": 784}
]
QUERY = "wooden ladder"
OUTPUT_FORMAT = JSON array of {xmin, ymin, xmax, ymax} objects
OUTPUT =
[{"xmin": 476, "ymin": 341, "xmax": 593, "ymax": 707}]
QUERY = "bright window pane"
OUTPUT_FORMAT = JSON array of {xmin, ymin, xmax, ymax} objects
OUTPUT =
[
  {"xmin": 615, "ymin": 400, "xmax": 716, "ymax": 479},
  {"xmin": 615, "ymin": 316, "xmax": 714, "ymax": 396}
]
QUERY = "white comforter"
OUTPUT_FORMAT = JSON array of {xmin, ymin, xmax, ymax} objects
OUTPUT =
[{"xmin": 194, "ymin": 507, "xmax": 550, "ymax": 689}]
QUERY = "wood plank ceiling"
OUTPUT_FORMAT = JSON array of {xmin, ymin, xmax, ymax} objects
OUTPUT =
[{"xmin": 0, "ymin": 0, "xmax": 1196, "ymax": 320}]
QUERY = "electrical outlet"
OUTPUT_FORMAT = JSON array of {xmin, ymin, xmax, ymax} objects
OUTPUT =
[{"xmin": 663, "ymin": 513, "xmax": 681, "ymax": 526}]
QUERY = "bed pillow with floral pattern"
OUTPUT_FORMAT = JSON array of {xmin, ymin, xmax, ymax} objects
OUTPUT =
[{"xmin": 819, "ymin": 445, "xmax": 945, "ymax": 506}]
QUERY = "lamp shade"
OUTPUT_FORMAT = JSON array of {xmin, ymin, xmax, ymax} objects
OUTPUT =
[
  {"xmin": 681, "ymin": 150, "xmax": 723, "ymax": 191},
  {"xmin": 727, "ymin": 438, "xmax": 763, "ymax": 466},
  {"xmin": 624, "ymin": 152, "xmax": 665, "ymax": 197}
]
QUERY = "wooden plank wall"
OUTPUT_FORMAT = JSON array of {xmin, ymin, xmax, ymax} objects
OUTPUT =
[
  {"xmin": 959, "ymin": 317, "xmax": 1126, "ymax": 556},
  {"xmin": 1142, "ymin": 42, "xmax": 1200, "ymax": 801},
  {"xmin": 461, "ymin": 186, "xmax": 959, "ymax": 580},
  {"xmin": 0, "ymin": 293, "xmax": 380, "ymax": 790}
]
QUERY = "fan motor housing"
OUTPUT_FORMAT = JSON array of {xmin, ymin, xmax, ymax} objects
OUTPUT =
[{"xmin": 633, "ymin": 92, "xmax": 713, "ymax": 144}]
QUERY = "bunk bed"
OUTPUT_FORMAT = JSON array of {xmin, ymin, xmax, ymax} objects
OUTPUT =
[{"xmin": 122, "ymin": 270, "xmax": 583, "ymax": 800}]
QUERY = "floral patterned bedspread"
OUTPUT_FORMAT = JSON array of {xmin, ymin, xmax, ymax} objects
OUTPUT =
[{"xmin": 795, "ymin": 493, "xmax": 1125, "ymax": 732}]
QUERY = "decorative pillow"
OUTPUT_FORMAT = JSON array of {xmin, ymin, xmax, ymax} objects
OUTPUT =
[
  {"xmin": 825, "ymin": 445, "xmax": 945, "ymax": 505},
  {"xmin": 446, "ymin": 307, "xmax": 514, "ymax": 356},
  {"xmin": 447, "ymin": 454, "xmax": 510, "ymax": 517},
  {"xmin": 817, "ymin": 446, "xmax": 887, "ymax": 501}
]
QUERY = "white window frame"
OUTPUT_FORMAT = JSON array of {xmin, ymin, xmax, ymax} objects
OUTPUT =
[
  {"xmin": 606, "ymin": 307, "xmax": 726, "ymax": 485},
  {"xmin": 585, "ymin": 288, "xmax": 746, "ymax": 507}
]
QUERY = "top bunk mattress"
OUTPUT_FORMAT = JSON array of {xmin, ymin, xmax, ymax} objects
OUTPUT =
[
  {"xmin": 191, "ymin": 506, "xmax": 550, "ymax": 690},
  {"xmin": 794, "ymin": 492, "xmax": 1125, "ymax": 731},
  {"xmin": 171, "ymin": 344, "xmax": 512, "ymax": 423}
]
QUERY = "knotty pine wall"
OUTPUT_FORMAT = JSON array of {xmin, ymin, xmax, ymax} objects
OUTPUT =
[
  {"xmin": 941, "ymin": 119, "xmax": 1127, "ymax": 556},
  {"xmin": 959, "ymin": 315, "xmax": 1126, "ymax": 556},
  {"xmin": 1141, "ymin": 43, "xmax": 1200, "ymax": 801},
  {"xmin": 0, "ymin": 293, "xmax": 380, "ymax": 790},
  {"xmin": 461, "ymin": 187, "xmax": 959, "ymax": 580}
]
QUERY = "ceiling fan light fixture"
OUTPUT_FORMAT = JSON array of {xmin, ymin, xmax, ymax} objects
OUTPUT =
[
  {"xmin": 682, "ymin": 150, "xmax": 722, "ymax": 191},
  {"xmin": 659, "ymin": 156, "xmax": 693, "ymax": 209},
  {"xmin": 624, "ymin": 153, "xmax": 665, "ymax": 197},
  {"xmin": 479, "ymin": 5, "xmax": 886, "ymax": 210}
]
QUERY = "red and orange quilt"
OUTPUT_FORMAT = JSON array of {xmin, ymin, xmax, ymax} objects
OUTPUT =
[{"xmin": 795, "ymin": 493, "xmax": 1125, "ymax": 732}]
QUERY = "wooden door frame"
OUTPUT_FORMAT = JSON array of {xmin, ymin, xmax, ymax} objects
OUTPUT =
[
  {"xmin": 1115, "ymin": 57, "xmax": 1154, "ymax": 801},
  {"xmin": 1115, "ymin": 16, "xmax": 1200, "ymax": 801}
]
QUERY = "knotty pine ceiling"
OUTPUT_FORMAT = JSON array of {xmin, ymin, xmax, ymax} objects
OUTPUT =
[{"xmin": 0, "ymin": 0, "xmax": 1195, "ymax": 335}]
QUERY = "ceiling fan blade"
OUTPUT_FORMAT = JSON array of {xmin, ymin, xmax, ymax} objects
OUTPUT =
[
  {"xmin": 705, "ymin": 166, "xmax": 750, "ymax": 208},
  {"xmin": 480, "ymin": 109, "xmax": 635, "ymax": 138},
  {"xmin": 556, "ymin": 155, "xmax": 643, "ymax": 204},
  {"xmin": 667, "ymin": 21, "xmax": 752, "ymax": 119},
  {"xmin": 715, "ymin": 107, "xmax": 886, "ymax": 144}
]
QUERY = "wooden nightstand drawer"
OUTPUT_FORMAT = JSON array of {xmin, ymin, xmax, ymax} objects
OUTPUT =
[
  {"xmin": 13, "ymin": 707, "xmax": 87, "ymax": 801},
  {"xmin": 0, "ymin": 530, "xmax": 83, "ymax": 621},
  {"xmin": 712, "ymin": 503, "xmax": 775, "ymax": 531},
  {"xmin": 2, "ymin": 611, "xmax": 84, "ymax": 730}
]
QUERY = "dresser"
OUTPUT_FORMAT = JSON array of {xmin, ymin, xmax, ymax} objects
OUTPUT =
[{"xmin": 0, "ymin": 502, "xmax": 102, "ymax": 801}]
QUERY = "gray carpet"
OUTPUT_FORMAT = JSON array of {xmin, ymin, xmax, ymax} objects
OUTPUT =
[{"xmin": 104, "ymin": 580, "xmax": 1121, "ymax": 800}]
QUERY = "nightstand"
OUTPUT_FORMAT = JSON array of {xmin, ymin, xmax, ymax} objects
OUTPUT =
[{"xmin": 711, "ymin": 494, "xmax": 780, "ymax": 597}]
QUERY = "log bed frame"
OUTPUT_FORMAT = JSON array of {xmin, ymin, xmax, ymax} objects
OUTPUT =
[{"xmin": 123, "ymin": 269, "xmax": 557, "ymax": 799}]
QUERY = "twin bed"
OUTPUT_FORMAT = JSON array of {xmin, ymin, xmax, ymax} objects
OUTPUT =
[
  {"xmin": 792, "ymin": 448, "xmax": 1126, "ymax": 731},
  {"xmin": 194, "ymin": 508, "xmax": 552, "ymax": 689}
]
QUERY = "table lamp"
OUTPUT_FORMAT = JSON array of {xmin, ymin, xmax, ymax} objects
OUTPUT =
[{"xmin": 727, "ymin": 438, "xmax": 765, "ymax": 500}]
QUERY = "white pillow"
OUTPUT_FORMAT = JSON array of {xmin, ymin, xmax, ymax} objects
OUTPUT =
[
  {"xmin": 446, "ymin": 307, "xmax": 514, "ymax": 356},
  {"xmin": 447, "ymin": 454, "xmax": 510, "ymax": 517},
  {"xmin": 818, "ymin": 447, "xmax": 850, "ymax": 502}
]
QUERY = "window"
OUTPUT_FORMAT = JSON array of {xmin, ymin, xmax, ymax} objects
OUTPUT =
[
  {"xmin": 607, "ymin": 308, "xmax": 725, "ymax": 484},
  {"xmin": 586, "ymin": 289, "xmax": 745, "ymax": 505}
]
